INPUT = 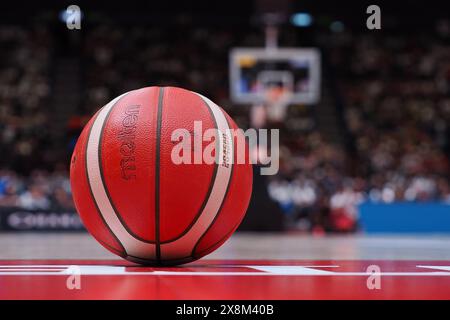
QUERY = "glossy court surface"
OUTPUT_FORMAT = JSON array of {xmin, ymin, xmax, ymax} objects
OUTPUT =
[{"xmin": 1, "ymin": 233, "xmax": 450, "ymax": 299}]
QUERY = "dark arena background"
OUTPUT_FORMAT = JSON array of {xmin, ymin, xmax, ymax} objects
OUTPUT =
[{"xmin": 1, "ymin": 0, "xmax": 450, "ymax": 303}]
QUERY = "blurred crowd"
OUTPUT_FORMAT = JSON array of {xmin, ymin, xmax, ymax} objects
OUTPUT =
[
  {"xmin": 0, "ymin": 20, "xmax": 449, "ymax": 232},
  {"xmin": 268, "ymin": 28, "xmax": 450, "ymax": 231},
  {"xmin": 79, "ymin": 23, "xmax": 290, "ymax": 116},
  {"xmin": 334, "ymin": 30, "xmax": 450, "ymax": 203},
  {"xmin": 0, "ymin": 167, "xmax": 74, "ymax": 210},
  {"xmin": 0, "ymin": 26, "xmax": 53, "ymax": 174}
]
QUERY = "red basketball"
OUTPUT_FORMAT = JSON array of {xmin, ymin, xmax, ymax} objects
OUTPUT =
[{"xmin": 70, "ymin": 86, "xmax": 253, "ymax": 265}]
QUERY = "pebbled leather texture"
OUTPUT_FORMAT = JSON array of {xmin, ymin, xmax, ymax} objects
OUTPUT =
[{"xmin": 70, "ymin": 86, "xmax": 253, "ymax": 264}]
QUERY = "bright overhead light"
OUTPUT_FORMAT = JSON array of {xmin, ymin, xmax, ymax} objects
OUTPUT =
[{"xmin": 291, "ymin": 13, "xmax": 313, "ymax": 27}]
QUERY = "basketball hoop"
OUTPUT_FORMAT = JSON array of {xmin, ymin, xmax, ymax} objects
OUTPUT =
[
  {"xmin": 260, "ymin": 85, "xmax": 293, "ymax": 123},
  {"xmin": 229, "ymin": 48, "xmax": 321, "ymax": 105},
  {"xmin": 263, "ymin": 85, "xmax": 293, "ymax": 106}
]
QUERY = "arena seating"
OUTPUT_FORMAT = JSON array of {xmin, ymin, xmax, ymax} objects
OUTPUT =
[{"xmin": 0, "ymin": 19, "xmax": 449, "ymax": 233}]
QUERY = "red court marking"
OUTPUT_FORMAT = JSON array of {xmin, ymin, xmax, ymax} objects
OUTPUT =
[{"xmin": 0, "ymin": 260, "xmax": 449, "ymax": 299}]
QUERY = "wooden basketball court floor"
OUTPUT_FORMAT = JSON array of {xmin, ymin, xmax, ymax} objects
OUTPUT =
[{"xmin": 1, "ymin": 232, "xmax": 450, "ymax": 299}]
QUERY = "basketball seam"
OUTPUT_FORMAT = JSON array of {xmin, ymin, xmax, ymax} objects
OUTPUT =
[
  {"xmin": 190, "ymin": 108, "xmax": 235, "ymax": 256},
  {"xmin": 97, "ymin": 92, "xmax": 157, "ymax": 244},
  {"xmin": 193, "ymin": 218, "xmax": 241, "ymax": 258},
  {"xmin": 159, "ymin": 93, "xmax": 219, "ymax": 244},
  {"xmin": 148, "ymin": 191, "xmax": 241, "ymax": 263},
  {"xmin": 126, "ymin": 254, "xmax": 195, "ymax": 266},
  {"xmin": 193, "ymin": 121, "xmax": 253, "ymax": 257},
  {"xmin": 97, "ymin": 237, "xmax": 127, "ymax": 258},
  {"xmin": 155, "ymin": 87, "xmax": 165, "ymax": 262},
  {"xmin": 83, "ymin": 110, "xmax": 127, "ymax": 255},
  {"xmin": 131, "ymin": 216, "xmax": 240, "ymax": 264},
  {"xmin": 83, "ymin": 89, "xmax": 238, "ymax": 264}
]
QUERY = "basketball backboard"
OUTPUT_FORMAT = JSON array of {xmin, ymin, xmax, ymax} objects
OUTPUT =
[{"xmin": 229, "ymin": 48, "xmax": 321, "ymax": 105}]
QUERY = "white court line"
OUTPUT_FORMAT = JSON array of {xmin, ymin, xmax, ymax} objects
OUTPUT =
[
  {"xmin": 417, "ymin": 265, "xmax": 450, "ymax": 272},
  {"xmin": 1, "ymin": 265, "xmax": 450, "ymax": 276}
]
